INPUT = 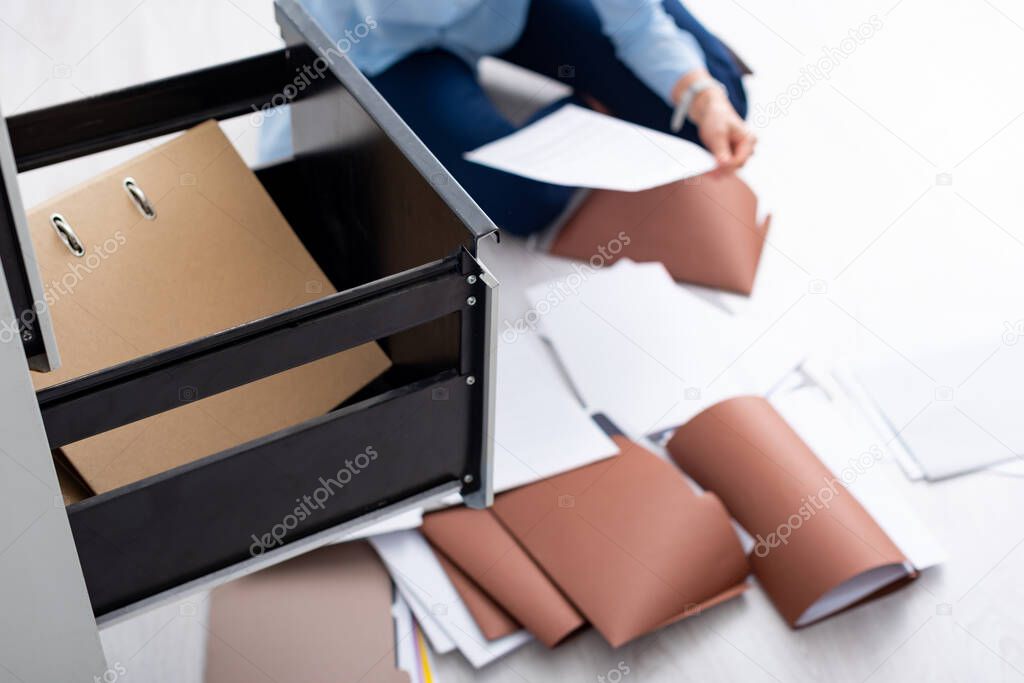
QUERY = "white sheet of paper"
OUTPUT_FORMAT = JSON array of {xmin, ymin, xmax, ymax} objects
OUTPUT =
[
  {"xmin": 473, "ymin": 235, "xmax": 622, "ymax": 491},
  {"xmin": 370, "ymin": 531, "xmax": 532, "ymax": 668},
  {"xmin": 396, "ymin": 574, "xmax": 527, "ymax": 668},
  {"xmin": 526, "ymin": 260, "xmax": 804, "ymax": 435},
  {"xmin": 828, "ymin": 364, "xmax": 925, "ymax": 480},
  {"xmin": 391, "ymin": 592, "xmax": 419, "ymax": 680},
  {"xmin": 465, "ymin": 104, "xmax": 717, "ymax": 192},
  {"xmin": 479, "ymin": 233, "xmax": 585, "ymax": 327},
  {"xmin": 796, "ymin": 563, "xmax": 914, "ymax": 627},
  {"xmin": 770, "ymin": 383, "xmax": 945, "ymax": 570},
  {"xmin": 855, "ymin": 341, "xmax": 1024, "ymax": 479},
  {"xmin": 393, "ymin": 579, "xmax": 456, "ymax": 656},
  {"xmin": 493, "ymin": 332, "xmax": 619, "ymax": 491}
]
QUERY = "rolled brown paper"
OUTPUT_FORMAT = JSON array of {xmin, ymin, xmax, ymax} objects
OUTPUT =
[
  {"xmin": 431, "ymin": 547, "xmax": 521, "ymax": 641},
  {"xmin": 422, "ymin": 507, "xmax": 584, "ymax": 647},
  {"xmin": 492, "ymin": 436, "xmax": 749, "ymax": 648},
  {"xmin": 550, "ymin": 172, "xmax": 768, "ymax": 295},
  {"xmin": 667, "ymin": 396, "xmax": 910, "ymax": 627}
]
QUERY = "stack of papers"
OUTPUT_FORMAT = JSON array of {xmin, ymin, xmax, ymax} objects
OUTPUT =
[
  {"xmin": 371, "ymin": 530, "xmax": 532, "ymax": 668},
  {"xmin": 368, "ymin": 360, "xmax": 944, "ymax": 661},
  {"xmin": 849, "ymin": 341, "xmax": 1024, "ymax": 479},
  {"xmin": 525, "ymin": 259, "xmax": 805, "ymax": 435},
  {"xmin": 392, "ymin": 592, "xmax": 437, "ymax": 683},
  {"xmin": 365, "ymin": 101, "xmax": 949, "ymax": 668}
]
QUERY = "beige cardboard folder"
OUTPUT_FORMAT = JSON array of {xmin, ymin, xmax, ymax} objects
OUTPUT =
[
  {"xmin": 667, "ymin": 396, "xmax": 914, "ymax": 627},
  {"xmin": 551, "ymin": 172, "xmax": 769, "ymax": 295},
  {"xmin": 28, "ymin": 121, "xmax": 390, "ymax": 494},
  {"xmin": 206, "ymin": 541, "xmax": 409, "ymax": 683},
  {"xmin": 423, "ymin": 506, "xmax": 585, "ymax": 647},
  {"xmin": 491, "ymin": 436, "xmax": 749, "ymax": 648},
  {"xmin": 54, "ymin": 456, "xmax": 90, "ymax": 505}
]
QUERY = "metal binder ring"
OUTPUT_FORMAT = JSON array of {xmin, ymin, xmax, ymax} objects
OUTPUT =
[
  {"xmin": 123, "ymin": 177, "xmax": 156, "ymax": 220},
  {"xmin": 50, "ymin": 214, "xmax": 85, "ymax": 257}
]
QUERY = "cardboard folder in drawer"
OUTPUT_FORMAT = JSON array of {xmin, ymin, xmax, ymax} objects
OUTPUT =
[{"xmin": 28, "ymin": 121, "xmax": 390, "ymax": 494}]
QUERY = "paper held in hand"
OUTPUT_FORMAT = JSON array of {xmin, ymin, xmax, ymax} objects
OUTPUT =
[{"xmin": 464, "ymin": 104, "xmax": 717, "ymax": 192}]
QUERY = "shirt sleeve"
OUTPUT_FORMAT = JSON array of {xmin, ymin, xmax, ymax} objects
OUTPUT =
[{"xmin": 589, "ymin": 0, "xmax": 707, "ymax": 105}]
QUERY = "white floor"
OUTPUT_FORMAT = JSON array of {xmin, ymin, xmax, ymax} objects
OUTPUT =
[{"xmin": 4, "ymin": 0, "xmax": 1024, "ymax": 681}]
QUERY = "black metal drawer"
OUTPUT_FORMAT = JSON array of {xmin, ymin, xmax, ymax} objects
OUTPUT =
[{"xmin": 1, "ymin": 11, "xmax": 499, "ymax": 622}]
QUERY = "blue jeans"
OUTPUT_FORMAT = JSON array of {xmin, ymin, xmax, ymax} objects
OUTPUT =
[{"xmin": 371, "ymin": 0, "xmax": 748, "ymax": 237}]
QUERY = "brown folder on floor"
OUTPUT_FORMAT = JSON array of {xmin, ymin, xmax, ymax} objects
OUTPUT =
[
  {"xmin": 432, "ymin": 549, "xmax": 521, "ymax": 641},
  {"xmin": 667, "ymin": 396, "xmax": 914, "ymax": 627},
  {"xmin": 550, "ymin": 172, "xmax": 769, "ymax": 295},
  {"xmin": 28, "ymin": 121, "xmax": 390, "ymax": 494},
  {"xmin": 205, "ymin": 542, "xmax": 408, "ymax": 683},
  {"xmin": 491, "ymin": 436, "xmax": 749, "ymax": 648},
  {"xmin": 422, "ymin": 506, "xmax": 585, "ymax": 647}
]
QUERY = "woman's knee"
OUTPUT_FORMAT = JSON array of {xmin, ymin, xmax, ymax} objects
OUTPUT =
[{"xmin": 480, "ymin": 178, "xmax": 575, "ymax": 237}]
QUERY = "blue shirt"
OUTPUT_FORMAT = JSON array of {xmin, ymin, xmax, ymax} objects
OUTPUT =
[{"xmin": 300, "ymin": 0, "xmax": 706, "ymax": 104}]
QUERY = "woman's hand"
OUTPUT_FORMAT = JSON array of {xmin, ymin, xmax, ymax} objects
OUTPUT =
[{"xmin": 673, "ymin": 71, "xmax": 756, "ymax": 171}]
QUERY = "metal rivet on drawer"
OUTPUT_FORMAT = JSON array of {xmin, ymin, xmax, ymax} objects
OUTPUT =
[
  {"xmin": 467, "ymin": 275, "xmax": 478, "ymax": 285},
  {"xmin": 463, "ymin": 474, "xmax": 474, "ymax": 484},
  {"xmin": 465, "ymin": 375, "xmax": 476, "ymax": 385},
  {"xmin": 466, "ymin": 296, "xmax": 477, "ymax": 306}
]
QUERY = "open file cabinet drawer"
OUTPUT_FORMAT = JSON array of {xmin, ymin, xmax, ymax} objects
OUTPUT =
[{"xmin": 0, "ymin": 0, "xmax": 498, "ymax": 624}]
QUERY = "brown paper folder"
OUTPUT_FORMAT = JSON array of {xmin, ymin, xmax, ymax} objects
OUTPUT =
[
  {"xmin": 550, "ymin": 172, "xmax": 768, "ymax": 295},
  {"xmin": 54, "ymin": 456, "xmax": 90, "ymax": 505},
  {"xmin": 206, "ymin": 541, "xmax": 408, "ymax": 683},
  {"xmin": 422, "ymin": 506, "xmax": 585, "ymax": 647},
  {"xmin": 28, "ymin": 121, "xmax": 390, "ymax": 494},
  {"xmin": 667, "ymin": 396, "xmax": 913, "ymax": 627},
  {"xmin": 431, "ymin": 547, "xmax": 521, "ymax": 641},
  {"xmin": 492, "ymin": 436, "xmax": 749, "ymax": 647}
]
